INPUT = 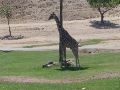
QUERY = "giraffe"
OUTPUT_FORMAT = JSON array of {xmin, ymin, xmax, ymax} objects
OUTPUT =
[{"xmin": 48, "ymin": 12, "xmax": 80, "ymax": 68}]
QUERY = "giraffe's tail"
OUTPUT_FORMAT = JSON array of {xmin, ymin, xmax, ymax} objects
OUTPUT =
[{"xmin": 77, "ymin": 39, "xmax": 81, "ymax": 47}]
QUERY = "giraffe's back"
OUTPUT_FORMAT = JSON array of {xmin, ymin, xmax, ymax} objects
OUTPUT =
[{"xmin": 61, "ymin": 29, "xmax": 78, "ymax": 48}]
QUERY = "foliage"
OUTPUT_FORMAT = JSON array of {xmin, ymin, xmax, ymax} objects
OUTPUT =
[
  {"xmin": 87, "ymin": 0, "xmax": 120, "ymax": 8},
  {"xmin": 0, "ymin": 5, "xmax": 12, "ymax": 19}
]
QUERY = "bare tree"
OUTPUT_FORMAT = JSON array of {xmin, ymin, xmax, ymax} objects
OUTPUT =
[{"xmin": 0, "ymin": 2, "xmax": 12, "ymax": 36}]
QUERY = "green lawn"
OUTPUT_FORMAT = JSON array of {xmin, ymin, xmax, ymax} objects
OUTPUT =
[
  {"xmin": 0, "ymin": 51, "xmax": 120, "ymax": 79},
  {"xmin": 0, "ymin": 51, "xmax": 120, "ymax": 90},
  {"xmin": 0, "ymin": 78, "xmax": 120, "ymax": 90},
  {"xmin": 80, "ymin": 39, "xmax": 103, "ymax": 46},
  {"xmin": 23, "ymin": 43, "xmax": 58, "ymax": 48}
]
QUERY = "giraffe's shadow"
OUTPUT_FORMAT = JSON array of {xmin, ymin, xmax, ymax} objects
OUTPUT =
[{"xmin": 55, "ymin": 66, "xmax": 89, "ymax": 71}]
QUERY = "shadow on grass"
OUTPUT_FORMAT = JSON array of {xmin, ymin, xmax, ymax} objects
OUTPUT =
[
  {"xmin": 90, "ymin": 20, "xmax": 120, "ymax": 29},
  {"xmin": 1, "ymin": 50, "xmax": 12, "ymax": 53},
  {"xmin": 55, "ymin": 66, "xmax": 90, "ymax": 71}
]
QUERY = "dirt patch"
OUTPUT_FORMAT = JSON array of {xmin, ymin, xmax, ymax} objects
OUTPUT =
[
  {"xmin": 0, "ymin": 72, "xmax": 120, "ymax": 84},
  {"xmin": 0, "ymin": 17, "xmax": 120, "ymax": 49}
]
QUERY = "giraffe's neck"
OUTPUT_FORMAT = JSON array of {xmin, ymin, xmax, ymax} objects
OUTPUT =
[{"xmin": 54, "ymin": 16, "xmax": 63, "ymax": 33}]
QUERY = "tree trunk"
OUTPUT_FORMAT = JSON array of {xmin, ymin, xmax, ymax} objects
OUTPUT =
[
  {"xmin": 98, "ymin": 7, "xmax": 104, "ymax": 24},
  {"xmin": 59, "ymin": 0, "xmax": 64, "ymax": 68},
  {"xmin": 60, "ymin": 0, "xmax": 63, "ymax": 27},
  {"xmin": 7, "ymin": 17, "xmax": 12, "ymax": 36},
  {"xmin": 100, "ymin": 13, "xmax": 104, "ymax": 24}
]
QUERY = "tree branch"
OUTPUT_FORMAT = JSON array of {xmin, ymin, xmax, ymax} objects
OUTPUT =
[
  {"xmin": 98, "ymin": 7, "xmax": 102, "ymax": 14},
  {"xmin": 103, "ymin": 8, "xmax": 111, "ymax": 14},
  {"xmin": 98, "ymin": 7, "xmax": 112, "ymax": 15}
]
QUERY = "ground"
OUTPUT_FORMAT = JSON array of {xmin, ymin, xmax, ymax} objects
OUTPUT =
[{"xmin": 0, "ymin": 16, "xmax": 120, "ymax": 51}]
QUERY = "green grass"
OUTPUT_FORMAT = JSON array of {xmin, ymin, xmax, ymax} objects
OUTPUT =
[
  {"xmin": 23, "ymin": 43, "xmax": 58, "ymax": 48},
  {"xmin": 0, "ymin": 51, "xmax": 120, "ymax": 79},
  {"xmin": 0, "ymin": 78, "xmax": 120, "ymax": 90},
  {"xmin": 0, "ymin": 51, "xmax": 120, "ymax": 90},
  {"xmin": 80, "ymin": 39, "xmax": 103, "ymax": 46}
]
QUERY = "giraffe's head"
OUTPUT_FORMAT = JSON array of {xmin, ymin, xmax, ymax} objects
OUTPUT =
[{"xmin": 48, "ymin": 12, "xmax": 56, "ymax": 20}]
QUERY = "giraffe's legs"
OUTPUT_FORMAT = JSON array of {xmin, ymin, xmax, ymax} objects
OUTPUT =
[
  {"xmin": 72, "ymin": 47, "xmax": 80, "ymax": 68},
  {"xmin": 64, "ymin": 46, "xmax": 66, "ymax": 61},
  {"xmin": 59, "ymin": 42, "xmax": 64, "ymax": 68},
  {"xmin": 63, "ymin": 46, "xmax": 67, "ymax": 68},
  {"xmin": 76, "ymin": 46, "xmax": 80, "ymax": 68},
  {"xmin": 59, "ymin": 44, "xmax": 62, "ymax": 63}
]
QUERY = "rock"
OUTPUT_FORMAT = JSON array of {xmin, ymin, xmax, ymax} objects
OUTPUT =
[
  {"xmin": 61, "ymin": 59, "xmax": 76, "ymax": 67},
  {"xmin": 42, "ymin": 61, "xmax": 58, "ymax": 68}
]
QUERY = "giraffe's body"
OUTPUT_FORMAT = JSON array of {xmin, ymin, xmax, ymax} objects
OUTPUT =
[{"xmin": 49, "ymin": 13, "xmax": 80, "ymax": 68}]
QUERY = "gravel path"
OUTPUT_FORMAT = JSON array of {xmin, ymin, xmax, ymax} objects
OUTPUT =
[{"xmin": 1, "ymin": 42, "xmax": 120, "ymax": 52}]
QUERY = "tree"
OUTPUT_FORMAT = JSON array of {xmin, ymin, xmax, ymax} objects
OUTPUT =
[
  {"xmin": 87, "ymin": 0, "xmax": 120, "ymax": 24},
  {"xmin": 59, "ymin": 0, "xmax": 64, "ymax": 67},
  {"xmin": 0, "ymin": 3, "xmax": 12, "ymax": 36}
]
